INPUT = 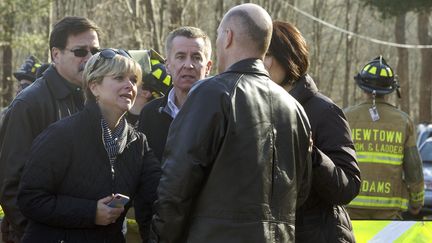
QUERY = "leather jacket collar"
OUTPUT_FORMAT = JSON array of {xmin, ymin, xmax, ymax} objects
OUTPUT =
[
  {"xmin": 43, "ymin": 65, "xmax": 78, "ymax": 100},
  {"xmin": 224, "ymin": 58, "xmax": 270, "ymax": 77}
]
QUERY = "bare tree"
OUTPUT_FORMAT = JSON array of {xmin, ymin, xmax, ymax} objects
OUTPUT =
[
  {"xmin": 144, "ymin": 0, "xmax": 162, "ymax": 52},
  {"xmin": 314, "ymin": 3, "xmax": 345, "ymax": 98},
  {"xmin": 417, "ymin": 11, "xmax": 432, "ymax": 123},
  {"xmin": 325, "ymin": 31, "xmax": 344, "ymax": 97},
  {"xmin": 311, "ymin": 0, "xmax": 324, "ymax": 78},
  {"xmin": 395, "ymin": 13, "xmax": 410, "ymax": 113},
  {"xmin": 215, "ymin": 0, "xmax": 224, "ymax": 30},
  {"xmin": 1, "ymin": 2, "xmax": 15, "ymax": 106},
  {"xmin": 265, "ymin": 0, "xmax": 283, "ymax": 20},
  {"xmin": 288, "ymin": 0, "xmax": 298, "ymax": 25},
  {"xmin": 170, "ymin": 0, "xmax": 184, "ymax": 30},
  {"xmin": 350, "ymin": 4, "xmax": 364, "ymax": 106},
  {"xmin": 159, "ymin": 0, "xmax": 167, "ymax": 49},
  {"xmin": 1, "ymin": 0, "xmax": 430, "ymax": 122},
  {"xmin": 343, "ymin": 0, "xmax": 352, "ymax": 108},
  {"xmin": 46, "ymin": 0, "xmax": 53, "ymax": 62}
]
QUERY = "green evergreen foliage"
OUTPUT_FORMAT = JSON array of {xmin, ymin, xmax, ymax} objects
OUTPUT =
[{"xmin": 0, "ymin": 0, "xmax": 50, "ymax": 61}]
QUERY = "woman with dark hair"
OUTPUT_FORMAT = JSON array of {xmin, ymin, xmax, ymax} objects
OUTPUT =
[
  {"xmin": 264, "ymin": 21, "xmax": 361, "ymax": 243},
  {"xmin": 17, "ymin": 49, "xmax": 160, "ymax": 243}
]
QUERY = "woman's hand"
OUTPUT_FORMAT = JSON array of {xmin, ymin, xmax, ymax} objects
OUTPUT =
[{"xmin": 95, "ymin": 195, "xmax": 124, "ymax": 225}]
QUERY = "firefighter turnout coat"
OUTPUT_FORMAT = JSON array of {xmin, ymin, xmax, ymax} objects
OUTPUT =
[{"xmin": 344, "ymin": 97, "xmax": 424, "ymax": 219}]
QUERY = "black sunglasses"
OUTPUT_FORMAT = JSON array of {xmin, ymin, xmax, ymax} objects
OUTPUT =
[
  {"xmin": 66, "ymin": 47, "xmax": 100, "ymax": 58},
  {"xmin": 89, "ymin": 48, "xmax": 132, "ymax": 74}
]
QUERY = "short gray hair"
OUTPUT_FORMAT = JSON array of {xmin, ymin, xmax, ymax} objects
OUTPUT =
[{"xmin": 165, "ymin": 26, "xmax": 212, "ymax": 60}]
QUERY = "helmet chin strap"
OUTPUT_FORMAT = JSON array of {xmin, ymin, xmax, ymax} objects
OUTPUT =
[
  {"xmin": 372, "ymin": 90, "xmax": 376, "ymax": 107},
  {"xmin": 394, "ymin": 75, "xmax": 401, "ymax": 99},
  {"xmin": 396, "ymin": 88, "xmax": 401, "ymax": 99}
]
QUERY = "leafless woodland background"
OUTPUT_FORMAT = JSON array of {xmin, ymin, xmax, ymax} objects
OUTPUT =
[{"xmin": 1, "ymin": 0, "xmax": 431, "ymax": 123}]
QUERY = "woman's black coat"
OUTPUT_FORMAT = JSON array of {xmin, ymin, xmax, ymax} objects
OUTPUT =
[
  {"xmin": 18, "ymin": 101, "xmax": 161, "ymax": 243},
  {"xmin": 291, "ymin": 75, "xmax": 361, "ymax": 243}
]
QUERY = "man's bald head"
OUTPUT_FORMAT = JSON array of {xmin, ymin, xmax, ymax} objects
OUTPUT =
[{"xmin": 220, "ymin": 3, "xmax": 272, "ymax": 55}]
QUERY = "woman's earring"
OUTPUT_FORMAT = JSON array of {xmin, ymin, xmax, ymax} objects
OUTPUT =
[{"xmin": 95, "ymin": 95, "xmax": 100, "ymax": 103}]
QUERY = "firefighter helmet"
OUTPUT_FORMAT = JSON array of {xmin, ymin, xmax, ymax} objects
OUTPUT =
[
  {"xmin": 354, "ymin": 56, "xmax": 396, "ymax": 95},
  {"xmin": 129, "ymin": 49, "xmax": 172, "ymax": 98},
  {"xmin": 13, "ymin": 55, "xmax": 42, "ymax": 82},
  {"xmin": 143, "ymin": 50, "xmax": 172, "ymax": 98}
]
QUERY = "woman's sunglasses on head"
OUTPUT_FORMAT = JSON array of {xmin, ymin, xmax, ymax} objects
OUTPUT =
[{"xmin": 89, "ymin": 48, "xmax": 132, "ymax": 74}]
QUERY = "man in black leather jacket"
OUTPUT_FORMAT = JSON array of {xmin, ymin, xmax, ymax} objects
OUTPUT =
[
  {"xmin": 150, "ymin": 4, "xmax": 312, "ymax": 243},
  {"xmin": 0, "ymin": 16, "xmax": 100, "ymax": 242}
]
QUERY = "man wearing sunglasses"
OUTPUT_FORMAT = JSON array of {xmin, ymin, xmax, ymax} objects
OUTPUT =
[{"xmin": 0, "ymin": 16, "xmax": 101, "ymax": 243}]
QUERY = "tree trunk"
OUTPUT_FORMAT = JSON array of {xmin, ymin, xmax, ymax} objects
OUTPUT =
[
  {"xmin": 343, "ymin": 0, "xmax": 352, "ymax": 108},
  {"xmin": 145, "ymin": 0, "xmax": 161, "ymax": 52},
  {"xmin": 395, "ymin": 13, "xmax": 409, "ymax": 113},
  {"xmin": 311, "ymin": 0, "xmax": 322, "ymax": 79},
  {"xmin": 1, "ymin": 8, "xmax": 14, "ymax": 107},
  {"xmin": 417, "ymin": 11, "xmax": 432, "ymax": 123},
  {"xmin": 131, "ymin": 0, "xmax": 145, "ymax": 49},
  {"xmin": 170, "ymin": 0, "xmax": 183, "ymax": 30},
  {"xmin": 159, "ymin": 0, "xmax": 167, "ymax": 50},
  {"xmin": 264, "ymin": 0, "xmax": 281, "ymax": 19},
  {"xmin": 216, "ymin": 0, "xmax": 224, "ymax": 22},
  {"xmin": 327, "ymin": 32, "xmax": 344, "ymax": 95},
  {"xmin": 47, "ymin": 0, "xmax": 53, "ymax": 62},
  {"xmin": 133, "ymin": 0, "xmax": 143, "ymax": 49},
  {"xmin": 2, "ymin": 45, "xmax": 13, "ymax": 107},
  {"xmin": 288, "ymin": 0, "xmax": 298, "ymax": 26},
  {"xmin": 351, "ymin": 4, "xmax": 364, "ymax": 105}
]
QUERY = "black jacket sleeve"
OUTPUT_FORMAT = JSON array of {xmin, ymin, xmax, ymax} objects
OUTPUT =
[
  {"xmin": 134, "ymin": 138, "xmax": 161, "ymax": 242},
  {"xmin": 0, "ymin": 100, "xmax": 39, "ymax": 233},
  {"xmin": 150, "ymin": 83, "xmax": 227, "ymax": 243},
  {"xmin": 311, "ymin": 104, "xmax": 361, "ymax": 205},
  {"xmin": 17, "ymin": 125, "xmax": 98, "ymax": 228}
]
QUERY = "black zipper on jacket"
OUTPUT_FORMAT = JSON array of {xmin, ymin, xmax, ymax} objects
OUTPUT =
[
  {"xmin": 107, "ymin": 138, "xmax": 134, "ymax": 193},
  {"xmin": 101, "ymin": 123, "xmax": 135, "ymax": 193},
  {"xmin": 110, "ymin": 158, "xmax": 115, "ymax": 193},
  {"xmin": 101, "ymin": 131, "xmax": 117, "ymax": 194}
]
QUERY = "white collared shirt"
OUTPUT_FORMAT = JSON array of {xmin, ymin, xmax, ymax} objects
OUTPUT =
[{"xmin": 165, "ymin": 88, "xmax": 180, "ymax": 118}]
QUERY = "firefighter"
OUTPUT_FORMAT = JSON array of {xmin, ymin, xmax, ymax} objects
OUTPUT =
[
  {"xmin": 345, "ymin": 56, "xmax": 424, "ymax": 219},
  {"xmin": 127, "ymin": 49, "xmax": 172, "ymax": 126},
  {"xmin": 142, "ymin": 49, "xmax": 172, "ymax": 100},
  {"xmin": 13, "ymin": 55, "xmax": 42, "ymax": 95}
]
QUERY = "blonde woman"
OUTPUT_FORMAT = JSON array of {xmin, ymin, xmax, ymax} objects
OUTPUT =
[{"xmin": 18, "ymin": 49, "xmax": 160, "ymax": 243}]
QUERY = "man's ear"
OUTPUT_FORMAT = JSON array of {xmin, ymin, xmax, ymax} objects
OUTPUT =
[
  {"xmin": 51, "ymin": 47, "xmax": 61, "ymax": 64},
  {"xmin": 165, "ymin": 61, "xmax": 172, "ymax": 75},
  {"xmin": 225, "ymin": 28, "xmax": 233, "ymax": 49},
  {"xmin": 205, "ymin": 60, "xmax": 213, "ymax": 76}
]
